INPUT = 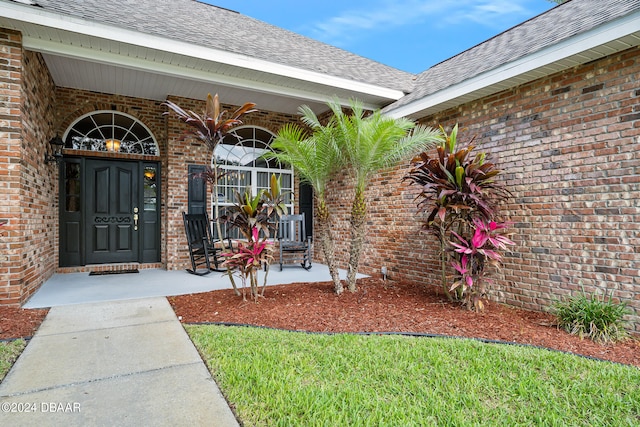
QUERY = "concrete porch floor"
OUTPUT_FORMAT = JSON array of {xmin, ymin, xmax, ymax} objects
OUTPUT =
[{"xmin": 24, "ymin": 264, "xmax": 366, "ymax": 308}]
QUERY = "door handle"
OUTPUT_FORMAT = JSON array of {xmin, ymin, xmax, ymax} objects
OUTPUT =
[{"xmin": 133, "ymin": 207, "xmax": 139, "ymax": 230}]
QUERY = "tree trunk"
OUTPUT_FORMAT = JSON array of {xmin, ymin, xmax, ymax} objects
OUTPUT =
[
  {"xmin": 316, "ymin": 196, "xmax": 342, "ymax": 294},
  {"xmin": 250, "ymin": 267, "xmax": 259, "ymax": 302},
  {"xmin": 346, "ymin": 188, "xmax": 366, "ymax": 292}
]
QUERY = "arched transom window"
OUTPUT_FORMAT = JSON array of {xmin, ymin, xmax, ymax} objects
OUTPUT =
[
  {"xmin": 63, "ymin": 111, "xmax": 159, "ymax": 156},
  {"xmin": 215, "ymin": 126, "xmax": 293, "ymax": 211}
]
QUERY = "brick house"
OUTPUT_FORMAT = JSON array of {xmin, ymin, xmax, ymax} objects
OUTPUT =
[{"xmin": 0, "ymin": 0, "xmax": 638, "ymax": 332}]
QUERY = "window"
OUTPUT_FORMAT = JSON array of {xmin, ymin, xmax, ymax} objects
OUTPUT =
[
  {"xmin": 64, "ymin": 163, "xmax": 81, "ymax": 212},
  {"xmin": 63, "ymin": 111, "xmax": 159, "ymax": 156},
  {"xmin": 143, "ymin": 165, "xmax": 158, "ymax": 211},
  {"xmin": 213, "ymin": 126, "xmax": 294, "ymax": 238}
]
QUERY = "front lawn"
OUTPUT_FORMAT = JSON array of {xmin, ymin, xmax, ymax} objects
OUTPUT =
[
  {"xmin": 187, "ymin": 325, "xmax": 640, "ymax": 426},
  {"xmin": 0, "ymin": 339, "xmax": 26, "ymax": 382}
]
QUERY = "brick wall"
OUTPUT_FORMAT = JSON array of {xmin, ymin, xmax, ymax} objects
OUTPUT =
[
  {"xmin": 164, "ymin": 95, "xmax": 299, "ymax": 270},
  {"xmin": 52, "ymin": 89, "xmax": 301, "ymax": 273},
  {"xmin": 326, "ymin": 46, "xmax": 640, "ymax": 333},
  {"xmin": 0, "ymin": 30, "xmax": 57, "ymax": 305},
  {"xmin": 0, "ymin": 29, "xmax": 23, "ymax": 305},
  {"xmin": 55, "ymin": 87, "xmax": 168, "ymax": 268}
]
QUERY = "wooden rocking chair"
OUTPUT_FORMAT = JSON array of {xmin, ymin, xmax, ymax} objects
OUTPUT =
[
  {"xmin": 182, "ymin": 211, "xmax": 233, "ymax": 275},
  {"xmin": 277, "ymin": 214, "xmax": 312, "ymax": 271}
]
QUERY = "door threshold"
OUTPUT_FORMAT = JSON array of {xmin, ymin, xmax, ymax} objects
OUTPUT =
[
  {"xmin": 89, "ymin": 269, "xmax": 139, "ymax": 276},
  {"xmin": 57, "ymin": 263, "xmax": 163, "ymax": 274}
]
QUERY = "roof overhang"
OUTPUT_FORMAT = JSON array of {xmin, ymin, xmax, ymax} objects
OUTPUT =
[
  {"xmin": 385, "ymin": 8, "xmax": 640, "ymax": 119},
  {"xmin": 0, "ymin": 0, "xmax": 406, "ymax": 114}
]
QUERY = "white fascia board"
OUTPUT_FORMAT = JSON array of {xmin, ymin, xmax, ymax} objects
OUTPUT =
[
  {"xmin": 0, "ymin": 1, "xmax": 405, "ymax": 101},
  {"xmin": 386, "ymin": 9, "xmax": 640, "ymax": 119}
]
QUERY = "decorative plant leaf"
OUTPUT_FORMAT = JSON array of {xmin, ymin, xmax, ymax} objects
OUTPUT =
[{"xmin": 403, "ymin": 124, "xmax": 513, "ymax": 309}]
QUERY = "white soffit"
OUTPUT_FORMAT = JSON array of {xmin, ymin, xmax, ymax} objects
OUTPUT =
[{"xmin": 387, "ymin": 10, "xmax": 640, "ymax": 119}]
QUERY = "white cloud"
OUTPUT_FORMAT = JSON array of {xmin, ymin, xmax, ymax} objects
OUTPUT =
[
  {"xmin": 445, "ymin": 0, "xmax": 529, "ymax": 26},
  {"xmin": 308, "ymin": 0, "xmax": 535, "ymax": 47}
]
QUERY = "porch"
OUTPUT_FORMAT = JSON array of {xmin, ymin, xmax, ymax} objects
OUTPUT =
[{"xmin": 23, "ymin": 265, "xmax": 366, "ymax": 309}]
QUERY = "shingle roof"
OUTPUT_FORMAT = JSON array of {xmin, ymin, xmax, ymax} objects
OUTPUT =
[
  {"xmin": 384, "ymin": 0, "xmax": 640, "ymax": 113},
  {"xmin": 31, "ymin": 0, "xmax": 415, "ymax": 93}
]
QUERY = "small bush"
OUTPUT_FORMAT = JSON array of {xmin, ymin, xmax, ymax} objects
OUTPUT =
[{"xmin": 553, "ymin": 288, "xmax": 630, "ymax": 344}]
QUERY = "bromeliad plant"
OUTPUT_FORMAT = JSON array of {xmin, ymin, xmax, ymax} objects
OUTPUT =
[
  {"xmin": 450, "ymin": 218, "xmax": 514, "ymax": 311},
  {"xmin": 404, "ymin": 124, "xmax": 512, "ymax": 307}
]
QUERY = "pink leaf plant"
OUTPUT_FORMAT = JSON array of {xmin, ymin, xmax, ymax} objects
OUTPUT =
[
  {"xmin": 221, "ymin": 226, "xmax": 274, "ymax": 301},
  {"xmin": 449, "ymin": 218, "xmax": 514, "ymax": 310}
]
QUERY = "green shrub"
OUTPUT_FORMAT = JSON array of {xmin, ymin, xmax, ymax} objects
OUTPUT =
[{"xmin": 553, "ymin": 288, "xmax": 630, "ymax": 343}]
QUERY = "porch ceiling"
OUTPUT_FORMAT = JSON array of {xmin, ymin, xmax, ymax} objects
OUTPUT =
[{"xmin": 39, "ymin": 52, "xmax": 333, "ymax": 115}]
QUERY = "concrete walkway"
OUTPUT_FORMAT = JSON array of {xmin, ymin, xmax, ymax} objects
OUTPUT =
[
  {"xmin": 24, "ymin": 264, "xmax": 364, "ymax": 308},
  {"xmin": 0, "ymin": 298, "xmax": 239, "ymax": 426}
]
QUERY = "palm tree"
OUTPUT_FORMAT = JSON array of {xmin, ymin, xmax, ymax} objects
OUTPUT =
[
  {"xmin": 268, "ymin": 105, "xmax": 346, "ymax": 294},
  {"xmin": 328, "ymin": 99, "xmax": 444, "ymax": 291}
]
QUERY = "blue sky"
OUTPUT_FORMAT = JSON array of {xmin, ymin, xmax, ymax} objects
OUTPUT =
[{"xmin": 201, "ymin": 0, "xmax": 557, "ymax": 73}]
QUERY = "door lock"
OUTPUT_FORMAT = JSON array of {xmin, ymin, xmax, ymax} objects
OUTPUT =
[{"xmin": 133, "ymin": 207, "xmax": 139, "ymax": 230}]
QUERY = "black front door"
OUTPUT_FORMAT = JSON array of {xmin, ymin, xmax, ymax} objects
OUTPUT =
[{"xmin": 85, "ymin": 159, "xmax": 139, "ymax": 264}]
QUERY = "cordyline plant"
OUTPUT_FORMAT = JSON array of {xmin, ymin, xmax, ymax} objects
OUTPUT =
[
  {"xmin": 221, "ymin": 227, "xmax": 274, "ymax": 302},
  {"xmin": 163, "ymin": 93, "xmax": 256, "ymax": 295},
  {"xmin": 220, "ymin": 174, "xmax": 287, "ymax": 300},
  {"xmin": 403, "ymin": 124, "xmax": 512, "ymax": 306},
  {"xmin": 221, "ymin": 174, "xmax": 287, "ymax": 241},
  {"xmin": 163, "ymin": 93, "xmax": 257, "ymax": 245},
  {"xmin": 450, "ymin": 218, "xmax": 514, "ymax": 310}
]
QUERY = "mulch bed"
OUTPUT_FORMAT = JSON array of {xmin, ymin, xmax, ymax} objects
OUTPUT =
[
  {"xmin": 169, "ymin": 278, "xmax": 640, "ymax": 368},
  {"xmin": 1, "ymin": 278, "xmax": 637, "ymax": 368},
  {"xmin": 0, "ymin": 306, "xmax": 49, "ymax": 341}
]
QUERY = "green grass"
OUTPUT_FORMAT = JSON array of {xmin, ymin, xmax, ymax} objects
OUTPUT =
[
  {"xmin": 187, "ymin": 325, "xmax": 640, "ymax": 427},
  {"xmin": 0, "ymin": 339, "xmax": 26, "ymax": 382}
]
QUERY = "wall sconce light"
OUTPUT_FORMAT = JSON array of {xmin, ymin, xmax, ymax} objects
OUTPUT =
[
  {"xmin": 45, "ymin": 136, "xmax": 65, "ymax": 164},
  {"xmin": 105, "ymin": 138, "xmax": 121, "ymax": 152}
]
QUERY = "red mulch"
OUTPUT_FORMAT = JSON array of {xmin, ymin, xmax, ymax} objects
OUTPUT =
[
  {"xmin": 0, "ymin": 306, "xmax": 49, "ymax": 340},
  {"xmin": 169, "ymin": 278, "xmax": 640, "ymax": 368}
]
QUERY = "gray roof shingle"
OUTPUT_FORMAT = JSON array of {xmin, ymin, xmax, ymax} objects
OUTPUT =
[
  {"xmin": 384, "ymin": 0, "xmax": 640, "ymax": 112},
  {"xmin": 32, "ymin": 0, "xmax": 415, "ymax": 93}
]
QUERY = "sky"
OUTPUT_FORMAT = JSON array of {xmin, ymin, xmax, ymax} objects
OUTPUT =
[{"xmin": 201, "ymin": 0, "xmax": 558, "ymax": 74}]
